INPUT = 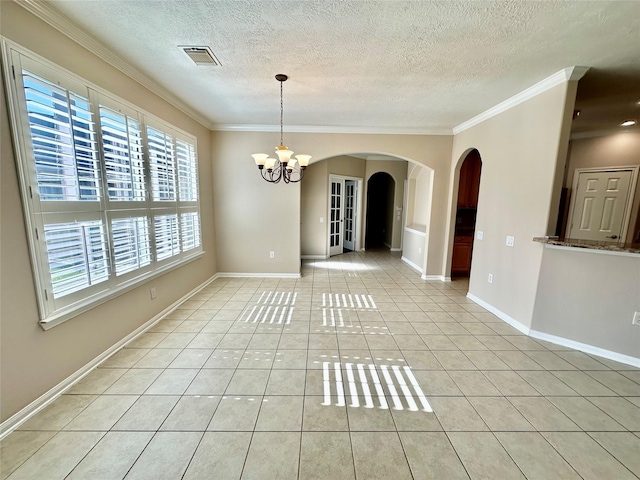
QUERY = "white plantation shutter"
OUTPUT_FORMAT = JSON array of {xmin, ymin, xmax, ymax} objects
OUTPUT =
[
  {"xmin": 22, "ymin": 71, "xmax": 100, "ymax": 202},
  {"xmin": 181, "ymin": 211, "xmax": 201, "ymax": 252},
  {"xmin": 148, "ymin": 126, "xmax": 176, "ymax": 202},
  {"xmin": 6, "ymin": 45, "xmax": 203, "ymax": 327},
  {"xmin": 111, "ymin": 216, "xmax": 152, "ymax": 275},
  {"xmin": 154, "ymin": 213, "xmax": 180, "ymax": 261},
  {"xmin": 43, "ymin": 220, "xmax": 109, "ymax": 298},
  {"xmin": 99, "ymin": 106, "xmax": 145, "ymax": 202},
  {"xmin": 177, "ymin": 139, "xmax": 198, "ymax": 202}
]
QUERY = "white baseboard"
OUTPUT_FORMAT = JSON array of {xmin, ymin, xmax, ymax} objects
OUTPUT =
[
  {"xmin": 401, "ymin": 256, "xmax": 423, "ymax": 274},
  {"xmin": 390, "ymin": 247, "xmax": 402, "ymax": 252},
  {"xmin": 466, "ymin": 292, "xmax": 531, "ymax": 335},
  {"xmin": 466, "ymin": 293, "xmax": 640, "ymax": 368},
  {"xmin": 216, "ymin": 272, "xmax": 301, "ymax": 279},
  {"xmin": 301, "ymin": 255, "xmax": 328, "ymax": 260},
  {"xmin": 0, "ymin": 274, "xmax": 217, "ymax": 441},
  {"xmin": 529, "ymin": 329, "xmax": 640, "ymax": 368},
  {"xmin": 421, "ymin": 274, "xmax": 451, "ymax": 282}
]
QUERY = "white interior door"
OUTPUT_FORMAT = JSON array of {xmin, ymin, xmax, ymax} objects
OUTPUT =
[
  {"xmin": 568, "ymin": 168, "xmax": 635, "ymax": 242},
  {"xmin": 343, "ymin": 180, "xmax": 357, "ymax": 251},
  {"xmin": 329, "ymin": 178, "xmax": 344, "ymax": 256}
]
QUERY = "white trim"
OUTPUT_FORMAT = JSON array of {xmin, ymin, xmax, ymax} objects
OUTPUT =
[
  {"xmin": 211, "ymin": 123, "xmax": 452, "ymax": 136},
  {"xmin": 216, "ymin": 272, "xmax": 301, "ymax": 279},
  {"xmin": 453, "ymin": 66, "xmax": 589, "ymax": 134},
  {"xmin": 465, "ymin": 292, "xmax": 640, "ymax": 368},
  {"xmin": 543, "ymin": 243, "xmax": 640, "ymax": 258},
  {"xmin": 528, "ymin": 329, "xmax": 640, "ymax": 369},
  {"xmin": 13, "ymin": 0, "xmax": 211, "ymax": 128},
  {"xmin": 421, "ymin": 274, "xmax": 451, "ymax": 282},
  {"xmin": 390, "ymin": 247, "xmax": 402, "ymax": 252},
  {"xmin": 401, "ymin": 256, "xmax": 423, "ymax": 274},
  {"xmin": 0, "ymin": 274, "xmax": 217, "ymax": 441},
  {"xmin": 301, "ymin": 255, "xmax": 329, "ymax": 260},
  {"xmin": 404, "ymin": 226, "xmax": 427, "ymax": 237},
  {"xmin": 466, "ymin": 292, "xmax": 531, "ymax": 335}
]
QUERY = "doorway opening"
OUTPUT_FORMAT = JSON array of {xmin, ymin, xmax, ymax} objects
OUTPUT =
[
  {"xmin": 365, "ymin": 172, "xmax": 395, "ymax": 250},
  {"xmin": 329, "ymin": 175, "xmax": 363, "ymax": 257},
  {"xmin": 451, "ymin": 150, "xmax": 482, "ymax": 277}
]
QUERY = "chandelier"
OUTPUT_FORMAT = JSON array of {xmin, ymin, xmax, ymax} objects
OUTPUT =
[{"xmin": 251, "ymin": 74, "xmax": 311, "ymax": 183}]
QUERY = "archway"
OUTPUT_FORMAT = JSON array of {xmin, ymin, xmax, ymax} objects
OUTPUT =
[
  {"xmin": 365, "ymin": 172, "xmax": 396, "ymax": 250},
  {"xmin": 451, "ymin": 149, "xmax": 482, "ymax": 277}
]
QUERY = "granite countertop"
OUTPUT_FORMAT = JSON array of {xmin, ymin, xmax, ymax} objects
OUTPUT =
[{"xmin": 533, "ymin": 237, "xmax": 640, "ymax": 255}]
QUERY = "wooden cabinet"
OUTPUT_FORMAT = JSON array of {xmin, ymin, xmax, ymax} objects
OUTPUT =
[
  {"xmin": 451, "ymin": 236, "xmax": 473, "ymax": 276},
  {"xmin": 457, "ymin": 151, "xmax": 482, "ymax": 208}
]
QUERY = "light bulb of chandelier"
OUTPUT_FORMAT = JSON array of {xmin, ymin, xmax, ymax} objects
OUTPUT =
[
  {"xmin": 295, "ymin": 154, "xmax": 311, "ymax": 167},
  {"xmin": 251, "ymin": 153, "xmax": 268, "ymax": 167},
  {"xmin": 265, "ymin": 157, "xmax": 277, "ymax": 170},
  {"xmin": 275, "ymin": 147, "xmax": 293, "ymax": 163}
]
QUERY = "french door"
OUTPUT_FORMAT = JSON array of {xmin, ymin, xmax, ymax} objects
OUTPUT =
[
  {"xmin": 329, "ymin": 176, "xmax": 360, "ymax": 256},
  {"xmin": 344, "ymin": 180, "xmax": 357, "ymax": 251}
]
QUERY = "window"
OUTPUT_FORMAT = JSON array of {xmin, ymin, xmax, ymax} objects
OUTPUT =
[{"xmin": 4, "ymin": 43, "xmax": 202, "ymax": 328}]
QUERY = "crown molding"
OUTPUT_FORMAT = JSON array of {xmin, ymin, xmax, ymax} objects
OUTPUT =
[
  {"xmin": 14, "ymin": 0, "xmax": 212, "ymax": 128},
  {"xmin": 453, "ymin": 66, "xmax": 590, "ymax": 135},
  {"xmin": 211, "ymin": 123, "xmax": 452, "ymax": 136}
]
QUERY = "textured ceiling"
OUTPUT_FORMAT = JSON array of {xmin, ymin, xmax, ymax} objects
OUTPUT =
[{"xmin": 41, "ymin": 0, "xmax": 640, "ymax": 133}]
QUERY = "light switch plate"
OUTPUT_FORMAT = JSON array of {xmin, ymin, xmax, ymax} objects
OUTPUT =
[
  {"xmin": 506, "ymin": 235, "xmax": 515, "ymax": 247},
  {"xmin": 633, "ymin": 311, "xmax": 640, "ymax": 326},
  {"xmin": 476, "ymin": 231, "xmax": 484, "ymax": 240},
  {"xmin": 488, "ymin": 273, "xmax": 493, "ymax": 284}
]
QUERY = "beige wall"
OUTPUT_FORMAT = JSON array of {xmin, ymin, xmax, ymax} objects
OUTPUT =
[
  {"xmin": 413, "ymin": 166, "xmax": 432, "ymax": 227},
  {"xmin": 0, "ymin": 3, "xmax": 216, "ymax": 421},
  {"xmin": 301, "ymin": 160, "xmax": 329, "ymax": 257},
  {"xmin": 532, "ymin": 247, "xmax": 640, "ymax": 358},
  {"xmin": 450, "ymin": 81, "xmax": 578, "ymax": 329},
  {"xmin": 213, "ymin": 131, "xmax": 452, "ymax": 275},
  {"xmin": 403, "ymin": 163, "xmax": 432, "ymax": 273},
  {"xmin": 300, "ymin": 155, "xmax": 366, "ymax": 257},
  {"xmin": 401, "ymin": 230, "xmax": 426, "ymax": 272},
  {"xmin": 565, "ymin": 131, "xmax": 640, "ymax": 243}
]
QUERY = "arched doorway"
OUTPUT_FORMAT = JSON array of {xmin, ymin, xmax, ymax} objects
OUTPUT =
[
  {"xmin": 451, "ymin": 150, "xmax": 482, "ymax": 277},
  {"xmin": 365, "ymin": 172, "xmax": 395, "ymax": 250}
]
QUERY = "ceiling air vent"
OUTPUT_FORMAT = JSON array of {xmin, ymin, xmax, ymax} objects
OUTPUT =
[{"xmin": 180, "ymin": 46, "xmax": 221, "ymax": 66}]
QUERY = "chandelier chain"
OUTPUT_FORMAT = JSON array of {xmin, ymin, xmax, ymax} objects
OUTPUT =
[{"xmin": 280, "ymin": 79, "xmax": 284, "ymax": 147}]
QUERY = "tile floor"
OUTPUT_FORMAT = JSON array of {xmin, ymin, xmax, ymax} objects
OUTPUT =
[{"xmin": 2, "ymin": 251, "xmax": 640, "ymax": 479}]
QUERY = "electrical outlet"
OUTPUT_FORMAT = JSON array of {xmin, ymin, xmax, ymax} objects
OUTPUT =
[
  {"xmin": 150, "ymin": 287, "xmax": 157, "ymax": 300},
  {"xmin": 506, "ymin": 235, "xmax": 515, "ymax": 247},
  {"xmin": 633, "ymin": 311, "xmax": 640, "ymax": 326},
  {"xmin": 476, "ymin": 231, "xmax": 483, "ymax": 240},
  {"xmin": 488, "ymin": 273, "xmax": 493, "ymax": 284},
  {"xmin": 320, "ymin": 217, "xmax": 324, "ymax": 223},
  {"xmin": 269, "ymin": 251, "xmax": 275, "ymax": 259},
  {"xmin": 418, "ymin": 247, "xmax": 422, "ymax": 254}
]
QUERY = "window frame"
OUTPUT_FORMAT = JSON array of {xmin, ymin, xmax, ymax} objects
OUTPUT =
[{"xmin": 2, "ymin": 39, "xmax": 204, "ymax": 330}]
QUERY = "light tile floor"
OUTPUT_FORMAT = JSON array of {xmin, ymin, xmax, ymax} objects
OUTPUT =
[{"xmin": 2, "ymin": 251, "xmax": 640, "ymax": 479}]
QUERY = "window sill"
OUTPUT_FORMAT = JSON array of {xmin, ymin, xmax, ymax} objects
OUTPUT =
[{"xmin": 39, "ymin": 250, "xmax": 205, "ymax": 330}]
